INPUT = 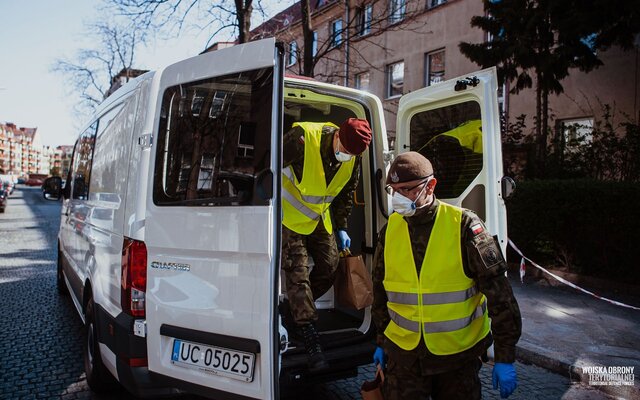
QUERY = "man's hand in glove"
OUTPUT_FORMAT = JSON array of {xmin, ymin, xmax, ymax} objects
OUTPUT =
[
  {"xmin": 337, "ymin": 229, "xmax": 351, "ymax": 251},
  {"xmin": 373, "ymin": 347, "xmax": 386, "ymax": 369},
  {"xmin": 492, "ymin": 362, "xmax": 517, "ymax": 398}
]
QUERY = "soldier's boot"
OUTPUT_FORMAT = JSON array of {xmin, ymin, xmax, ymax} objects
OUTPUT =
[
  {"xmin": 278, "ymin": 299, "xmax": 296, "ymax": 336},
  {"xmin": 300, "ymin": 323, "xmax": 328, "ymax": 372}
]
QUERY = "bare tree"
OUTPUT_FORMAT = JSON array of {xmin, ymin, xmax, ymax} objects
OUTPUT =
[
  {"xmin": 106, "ymin": 0, "xmax": 267, "ymax": 46},
  {"xmin": 52, "ymin": 21, "xmax": 144, "ymax": 115},
  {"xmin": 262, "ymin": 0, "xmax": 430, "ymax": 79}
]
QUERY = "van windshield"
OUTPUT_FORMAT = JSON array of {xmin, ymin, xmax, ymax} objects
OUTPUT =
[{"xmin": 153, "ymin": 67, "xmax": 274, "ymax": 206}]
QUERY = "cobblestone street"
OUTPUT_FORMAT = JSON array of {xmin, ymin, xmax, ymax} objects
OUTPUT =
[{"xmin": 0, "ymin": 186, "xmax": 615, "ymax": 399}]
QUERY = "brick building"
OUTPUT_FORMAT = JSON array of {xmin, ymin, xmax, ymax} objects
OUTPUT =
[
  {"xmin": 247, "ymin": 0, "xmax": 639, "ymax": 149},
  {"xmin": 0, "ymin": 122, "xmax": 70, "ymax": 177}
]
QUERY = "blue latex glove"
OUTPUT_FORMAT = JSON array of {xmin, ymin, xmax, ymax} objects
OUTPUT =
[
  {"xmin": 492, "ymin": 362, "xmax": 517, "ymax": 398},
  {"xmin": 336, "ymin": 229, "xmax": 351, "ymax": 251},
  {"xmin": 373, "ymin": 346, "xmax": 386, "ymax": 369}
]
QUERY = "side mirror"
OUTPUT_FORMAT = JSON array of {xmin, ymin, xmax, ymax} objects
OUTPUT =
[
  {"xmin": 501, "ymin": 176, "xmax": 516, "ymax": 200},
  {"xmin": 43, "ymin": 176, "xmax": 63, "ymax": 201}
]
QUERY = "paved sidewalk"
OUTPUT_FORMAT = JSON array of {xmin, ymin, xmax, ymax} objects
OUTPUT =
[{"xmin": 510, "ymin": 274, "xmax": 640, "ymax": 399}]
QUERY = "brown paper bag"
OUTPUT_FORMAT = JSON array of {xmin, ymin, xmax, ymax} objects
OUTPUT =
[
  {"xmin": 360, "ymin": 366, "xmax": 385, "ymax": 400},
  {"xmin": 334, "ymin": 254, "xmax": 373, "ymax": 310}
]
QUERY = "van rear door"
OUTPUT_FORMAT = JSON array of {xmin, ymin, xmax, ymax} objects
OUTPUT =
[
  {"xmin": 144, "ymin": 38, "xmax": 283, "ymax": 399},
  {"xmin": 395, "ymin": 67, "xmax": 507, "ymax": 252}
]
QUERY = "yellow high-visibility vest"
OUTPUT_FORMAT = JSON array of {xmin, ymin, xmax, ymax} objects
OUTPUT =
[
  {"xmin": 383, "ymin": 202, "xmax": 490, "ymax": 355},
  {"xmin": 282, "ymin": 122, "xmax": 355, "ymax": 235}
]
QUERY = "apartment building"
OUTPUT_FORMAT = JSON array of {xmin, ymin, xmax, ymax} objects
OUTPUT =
[
  {"xmin": 0, "ymin": 122, "xmax": 64, "ymax": 176},
  {"xmin": 248, "ymin": 0, "xmax": 639, "ymax": 148}
]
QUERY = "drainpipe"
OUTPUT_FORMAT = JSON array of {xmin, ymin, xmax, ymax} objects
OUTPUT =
[{"xmin": 344, "ymin": 0, "xmax": 350, "ymax": 87}]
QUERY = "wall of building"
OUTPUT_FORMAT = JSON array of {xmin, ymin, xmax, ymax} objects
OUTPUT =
[{"xmin": 258, "ymin": 0, "xmax": 638, "ymax": 145}]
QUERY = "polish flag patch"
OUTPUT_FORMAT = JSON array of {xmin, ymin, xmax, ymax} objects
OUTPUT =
[{"xmin": 471, "ymin": 223, "xmax": 484, "ymax": 235}]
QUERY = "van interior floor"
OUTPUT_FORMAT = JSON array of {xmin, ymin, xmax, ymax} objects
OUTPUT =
[{"xmin": 283, "ymin": 307, "xmax": 366, "ymax": 354}]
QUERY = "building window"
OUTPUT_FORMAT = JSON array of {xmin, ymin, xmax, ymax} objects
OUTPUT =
[
  {"xmin": 559, "ymin": 118, "xmax": 594, "ymax": 149},
  {"xmin": 389, "ymin": 0, "xmax": 406, "ymax": 24},
  {"xmin": 312, "ymin": 31, "xmax": 318, "ymax": 56},
  {"xmin": 355, "ymin": 71, "xmax": 370, "ymax": 91},
  {"xmin": 288, "ymin": 41, "xmax": 297, "ymax": 66},
  {"xmin": 425, "ymin": 50, "xmax": 445, "ymax": 86},
  {"xmin": 428, "ymin": 0, "xmax": 446, "ymax": 9},
  {"xmin": 386, "ymin": 61, "xmax": 404, "ymax": 98},
  {"xmin": 356, "ymin": 4, "xmax": 373, "ymax": 36},
  {"xmin": 331, "ymin": 19, "xmax": 343, "ymax": 47}
]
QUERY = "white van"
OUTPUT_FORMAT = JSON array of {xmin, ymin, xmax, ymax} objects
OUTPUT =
[{"xmin": 43, "ymin": 38, "xmax": 511, "ymax": 399}]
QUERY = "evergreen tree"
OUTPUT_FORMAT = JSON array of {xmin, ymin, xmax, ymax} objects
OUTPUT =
[{"xmin": 460, "ymin": 0, "xmax": 640, "ymax": 177}]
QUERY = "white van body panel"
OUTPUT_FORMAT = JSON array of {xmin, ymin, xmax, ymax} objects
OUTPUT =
[
  {"xmin": 395, "ymin": 67, "xmax": 507, "ymax": 253},
  {"xmin": 124, "ymin": 73, "xmax": 156, "ymax": 241},
  {"xmin": 144, "ymin": 38, "xmax": 280, "ymax": 399}
]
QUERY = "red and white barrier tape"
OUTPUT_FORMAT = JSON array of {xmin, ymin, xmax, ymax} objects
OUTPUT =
[{"xmin": 508, "ymin": 239, "xmax": 640, "ymax": 311}]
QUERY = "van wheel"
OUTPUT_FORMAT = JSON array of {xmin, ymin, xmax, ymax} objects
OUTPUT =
[
  {"xmin": 56, "ymin": 250, "xmax": 68, "ymax": 295},
  {"xmin": 84, "ymin": 298, "xmax": 116, "ymax": 392}
]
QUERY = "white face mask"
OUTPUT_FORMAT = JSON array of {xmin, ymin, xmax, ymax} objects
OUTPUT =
[
  {"xmin": 392, "ymin": 192, "xmax": 418, "ymax": 216},
  {"xmin": 335, "ymin": 139, "xmax": 354, "ymax": 162},
  {"xmin": 392, "ymin": 181, "xmax": 431, "ymax": 216}
]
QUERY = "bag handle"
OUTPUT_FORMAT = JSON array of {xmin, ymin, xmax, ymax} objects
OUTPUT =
[{"xmin": 375, "ymin": 364, "xmax": 385, "ymax": 383}]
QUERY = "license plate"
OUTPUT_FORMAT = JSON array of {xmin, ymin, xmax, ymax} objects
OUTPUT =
[{"xmin": 171, "ymin": 339, "xmax": 255, "ymax": 382}]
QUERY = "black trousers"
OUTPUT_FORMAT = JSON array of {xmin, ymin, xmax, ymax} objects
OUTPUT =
[{"xmin": 383, "ymin": 356, "xmax": 482, "ymax": 400}]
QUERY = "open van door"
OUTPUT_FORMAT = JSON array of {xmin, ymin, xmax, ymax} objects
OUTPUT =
[
  {"xmin": 144, "ymin": 38, "xmax": 283, "ymax": 399},
  {"xmin": 395, "ymin": 67, "xmax": 507, "ymax": 254}
]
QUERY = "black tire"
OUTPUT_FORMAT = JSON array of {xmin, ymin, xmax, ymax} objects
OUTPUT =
[
  {"xmin": 56, "ymin": 250, "xmax": 68, "ymax": 295},
  {"xmin": 84, "ymin": 298, "xmax": 116, "ymax": 393}
]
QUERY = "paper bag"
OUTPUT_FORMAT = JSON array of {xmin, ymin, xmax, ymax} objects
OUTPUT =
[
  {"xmin": 360, "ymin": 366, "xmax": 385, "ymax": 400},
  {"xmin": 334, "ymin": 254, "xmax": 373, "ymax": 310}
]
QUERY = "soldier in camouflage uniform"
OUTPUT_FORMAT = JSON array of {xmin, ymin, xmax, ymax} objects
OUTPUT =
[
  {"xmin": 281, "ymin": 118, "xmax": 372, "ymax": 371},
  {"xmin": 371, "ymin": 152, "xmax": 521, "ymax": 399}
]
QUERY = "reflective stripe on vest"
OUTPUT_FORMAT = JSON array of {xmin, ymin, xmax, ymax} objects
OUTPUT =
[
  {"xmin": 383, "ymin": 202, "xmax": 490, "ymax": 355},
  {"xmin": 389, "ymin": 298, "xmax": 486, "ymax": 333},
  {"xmin": 283, "ymin": 168, "xmax": 336, "ymax": 204},
  {"xmin": 386, "ymin": 286, "xmax": 479, "ymax": 306},
  {"xmin": 281, "ymin": 122, "xmax": 355, "ymax": 235}
]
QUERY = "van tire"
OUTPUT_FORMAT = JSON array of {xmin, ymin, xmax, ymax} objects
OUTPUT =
[
  {"xmin": 56, "ymin": 250, "xmax": 68, "ymax": 295},
  {"xmin": 84, "ymin": 298, "xmax": 116, "ymax": 392}
]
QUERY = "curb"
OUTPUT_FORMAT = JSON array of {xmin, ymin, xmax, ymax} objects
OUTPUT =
[{"xmin": 516, "ymin": 342, "xmax": 640, "ymax": 399}]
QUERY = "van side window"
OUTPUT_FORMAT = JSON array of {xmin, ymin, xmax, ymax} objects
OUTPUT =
[
  {"xmin": 90, "ymin": 102, "xmax": 128, "ymax": 198},
  {"xmin": 409, "ymin": 101, "xmax": 483, "ymax": 199},
  {"xmin": 153, "ymin": 67, "xmax": 273, "ymax": 206},
  {"xmin": 71, "ymin": 122, "xmax": 98, "ymax": 200}
]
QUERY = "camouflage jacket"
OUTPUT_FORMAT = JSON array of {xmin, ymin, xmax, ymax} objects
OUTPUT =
[
  {"xmin": 372, "ymin": 199, "xmax": 522, "ymax": 373},
  {"xmin": 283, "ymin": 124, "xmax": 361, "ymax": 231}
]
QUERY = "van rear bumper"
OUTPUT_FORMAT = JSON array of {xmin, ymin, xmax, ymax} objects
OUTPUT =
[{"xmin": 96, "ymin": 304, "xmax": 181, "ymax": 398}]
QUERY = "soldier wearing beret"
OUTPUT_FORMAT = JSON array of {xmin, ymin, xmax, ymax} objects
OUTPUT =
[
  {"xmin": 281, "ymin": 118, "xmax": 372, "ymax": 371},
  {"xmin": 371, "ymin": 151, "xmax": 522, "ymax": 399}
]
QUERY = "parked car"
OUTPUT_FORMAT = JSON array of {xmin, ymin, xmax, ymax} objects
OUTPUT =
[
  {"xmin": 0, "ymin": 189, "xmax": 7, "ymax": 212},
  {"xmin": 1, "ymin": 175, "xmax": 14, "ymax": 194},
  {"xmin": 26, "ymin": 177, "xmax": 45, "ymax": 186}
]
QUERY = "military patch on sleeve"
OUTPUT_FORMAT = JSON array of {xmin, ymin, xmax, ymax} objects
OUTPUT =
[
  {"xmin": 470, "ymin": 223, "xmax": 484, "ymax": 235},
  {"xmin": 476, "ymin": 241, "xmax": 504, "ymax": 269}
]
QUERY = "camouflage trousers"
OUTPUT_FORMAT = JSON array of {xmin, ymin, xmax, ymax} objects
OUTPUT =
[
  {"xmin": 281, "ymin": 224, "xmax": 339, "ymax": 326},
  {"xmin": 382, "ymin": 356, "xmax": 482, "ymax": 400}
]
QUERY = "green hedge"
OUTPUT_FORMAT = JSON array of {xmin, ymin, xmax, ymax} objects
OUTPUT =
[{"xmin": 506, "ymin": 179, "xmax": 640, "ymax": 285}]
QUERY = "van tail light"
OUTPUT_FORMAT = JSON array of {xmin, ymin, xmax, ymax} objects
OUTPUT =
[{"xmin": 121, "ymin": 238, "xmax": 147, "ymax": 317}]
